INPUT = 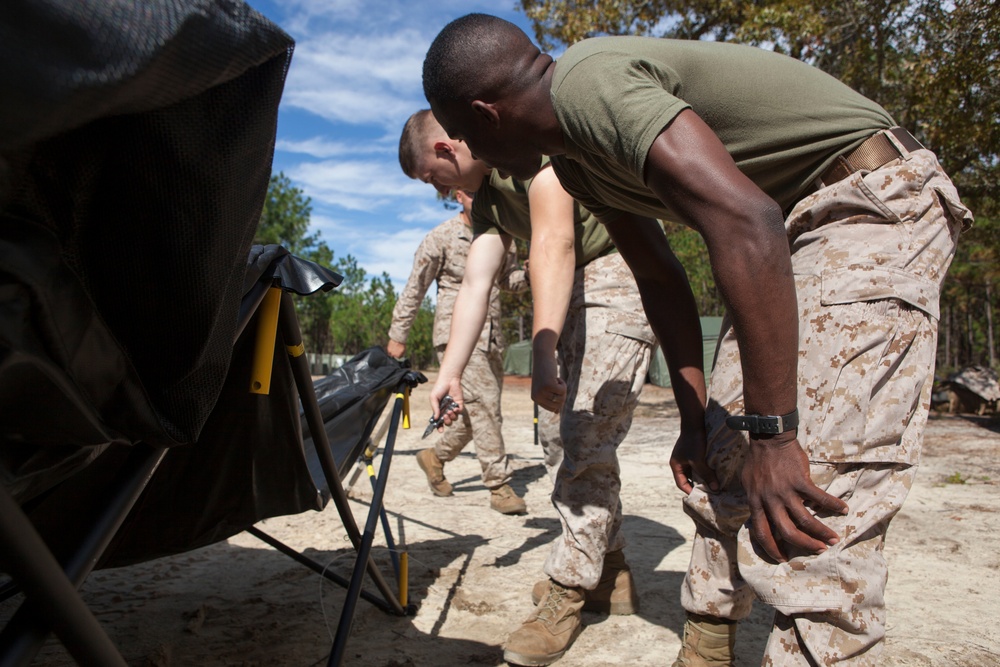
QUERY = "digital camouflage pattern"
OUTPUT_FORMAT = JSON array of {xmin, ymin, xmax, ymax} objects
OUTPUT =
[
  {"xmin": 389, "ymin": 214, "xmax": 527, "ymax": 489},
  {"xmin": 540, "ymin": 252, "xmax": 656, "ymax": 590},
  {"xmin": 681, "ymin": 143, "xmax": 971, "ymax": 665},
  {"xmin": 388, "ymin": 214, "xmax": 526, "ymax": 350}
]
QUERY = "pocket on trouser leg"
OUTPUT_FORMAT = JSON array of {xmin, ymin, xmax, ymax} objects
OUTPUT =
[
  {"xmin": 800, "ymin": 295, "xmax": 934, "ymax": 465},
  {"xmin": 570, "ymin": 329, "xmax": 650, "ymax": 420},
  {"xmin": 737, "ymin": 463, "xmax": 913, "ymax": 617}
]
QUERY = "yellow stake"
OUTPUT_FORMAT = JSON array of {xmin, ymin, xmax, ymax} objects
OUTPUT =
[
  {"xmin": 399, "ymin": 552, "xmax": 409, "ymax": 607},
  {"xmin": 401, "ymin": 389, "xmax": 410, "ymax": 429}
]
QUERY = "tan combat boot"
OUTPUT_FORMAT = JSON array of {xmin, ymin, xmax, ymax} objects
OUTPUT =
[
  {"xmin": 530, "ymin": 549, "xmax": 639, "ymax": 615},
  {"xmin": 490, "ymin": 483, "xmax": 527, "ymax": 515},
  {"xmin": 415, "ymin": 448, "xmax": 452, "ymax": 497},
  {"xmin": 504, "ymin": 580, "xmax": 584, "ymax": 666},
  {"xmin": 672, "ymin": 613, "xmax": 737, "ymax": 667}
]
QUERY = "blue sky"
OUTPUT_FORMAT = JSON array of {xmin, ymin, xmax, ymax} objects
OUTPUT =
[{"xmin": 244, "ymin": 0, "xmax": 538, "ymax": 291}]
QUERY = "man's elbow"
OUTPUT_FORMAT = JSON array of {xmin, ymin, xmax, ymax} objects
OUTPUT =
[{"xmin": 707, "ymin": 198, "xmax": 786, "ymax": 258}]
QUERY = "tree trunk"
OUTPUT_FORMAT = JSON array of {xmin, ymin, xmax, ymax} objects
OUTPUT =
[
  {"xmin": 987, "ymin": 281, "xmax": 996, "ymax": 368},
  {"xmin": 944, "ymin": 305, "xmax": 951, "ymax": 369},
  {"xmin": 968, "ymin": 304, "xmax": 975, "ymax": 366}
]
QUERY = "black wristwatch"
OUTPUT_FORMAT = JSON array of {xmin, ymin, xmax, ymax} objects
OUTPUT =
[{"xmin": 725, "ymin": 409, "xmax": 799, "ymax": 435}]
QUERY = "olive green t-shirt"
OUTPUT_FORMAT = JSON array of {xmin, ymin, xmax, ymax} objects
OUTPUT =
[
  {"xmin": 471, "ymin": 164, "xmax": 614, "ymax": 268},
  {"xmin": 548, "ymin": 36, "xmax": 895, "ymax": 222}
]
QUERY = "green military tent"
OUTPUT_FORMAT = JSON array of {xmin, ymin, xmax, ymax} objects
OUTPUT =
[
  {"xmin": 502, "ymin": 316, "xmax": 725, "ymax": 387},
  {"xmin": 503, "ymin": 339, "xmax": 534, "ymax": 376},
  {"xmin": 647, "ymin": 316, "xmax": 724, "ymax": 388}
]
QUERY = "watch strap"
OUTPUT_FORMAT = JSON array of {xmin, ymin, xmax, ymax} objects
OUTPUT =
[{"xmin": 725, "ymin": 409, "xmax": 799, "ymax": 435}]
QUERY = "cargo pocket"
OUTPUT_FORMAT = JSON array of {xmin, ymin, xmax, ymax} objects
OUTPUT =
[
  {"xmin": 584, "ymin": 321, "xmax": 652, "ymax": 419},
  {"xmin": 737, "ymin": 463, "xmax": 908, "ymax": 615},
  {"xmin": 820, "ymin": 265, "xmax": 942, "ymax": 319}
]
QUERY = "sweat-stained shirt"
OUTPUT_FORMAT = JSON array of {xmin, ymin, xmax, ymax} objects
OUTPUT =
[
  {"xmin": 547, "ymin": 36, "xmax": 895, "ymax": 223},
  {"xmin": 389, "ymin": 214, "xmax": 526, "ymax": 351}
]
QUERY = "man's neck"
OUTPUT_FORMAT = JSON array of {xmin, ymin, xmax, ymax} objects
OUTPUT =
[{"xmin": 533, "ymin": 58, "xmax": 566, "ymax": 155}]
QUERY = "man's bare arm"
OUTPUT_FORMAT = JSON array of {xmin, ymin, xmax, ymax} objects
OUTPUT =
[
  {"xmin": 526, "ymin": 165, "xmax": 577, "ymax": 414},
  {"xmin": 644, "ymin": 109, "xmax": 848, "ymax": 560},
  {"xmin": 429, "ymin": 232, "xmax": 510, "ymax": 424}
]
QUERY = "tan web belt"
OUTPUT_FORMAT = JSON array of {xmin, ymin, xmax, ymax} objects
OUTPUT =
[{"xmin": 816, "ymin": 126, "xmax": 924, "ymax": 189}]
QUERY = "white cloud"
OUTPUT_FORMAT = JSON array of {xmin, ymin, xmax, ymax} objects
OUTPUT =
[
  {"xmin": 287, "ymin": 159, "xmax": 428, "ymax": 211},
  {"xmin": 282, "ymin": 29, "xmax": 427, "ymax": 129},
  {"xmin": 266, "ymin": 0, "xmax": 523, "ymax": 36},
  {"xmin": 262, "ymin": 0, "xmax": 539, "ymax": 129},
  {"xmin": 275, "ymin": 136, "xmax": 393, "ymax": 158},
  {"xmin": 309, "ymin": 214, "xmax": 434, "ymax": 288},
  {"xmin": 250, "ymin": 0, "xmax": 534, "ymax": 291},
  {"xmin": 398, "ymin": 200, "xmax": 457, "ymax": 225},
  {"xmin": 363, "ymin": 226, "xmax": 432, "ymax": 285}
]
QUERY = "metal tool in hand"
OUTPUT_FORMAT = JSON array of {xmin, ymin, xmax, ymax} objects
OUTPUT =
[{"xmin": 422, "ymin": 395, "xmax": 459, "ymax": 439}]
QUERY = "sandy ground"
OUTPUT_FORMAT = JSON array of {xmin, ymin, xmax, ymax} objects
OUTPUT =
[{"xmin": 6, "ymin": 371, "xmax": 1000, "ymax": 666}]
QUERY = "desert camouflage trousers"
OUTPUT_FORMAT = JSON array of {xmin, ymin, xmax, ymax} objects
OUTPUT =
[
  {"xmin": 432, "ymin": 343, "xmax": 513, "ymax": 489},
  {"xmin": 681, "ymin": 146, "xmax": 971, "ymax": 665},
  {"xmin": 539, "ymin": 252, "xmax": 656, "ymax": 590}
]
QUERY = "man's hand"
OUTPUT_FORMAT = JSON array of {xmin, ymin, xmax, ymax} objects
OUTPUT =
[
  {"xmin": 386, "ymin": 339, "xmax": 406, "ymax": 359},
  {"xmin": 742, "ymin": 434, "xmax": 849, "ymax": 562},
  {"xmin": 668, "ymin": 424, "xmax": 716, "ymax": 495},
  {"xmin": 429, "ymin": 372, "xmax": 464, "ymax": 429},
  {"xmin": 531, "ymin": 351, "xmax": 566, "ymax": 413}
]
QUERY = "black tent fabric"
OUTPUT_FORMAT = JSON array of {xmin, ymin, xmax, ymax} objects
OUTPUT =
[
  {"xmin": 10, "ymin": 246, "xmax": 425, "ymax": 570},
  {"xmin": 21, "ymin": 342, "xmax": 418, "ymax": 570},
  {"xmin": 306, "ymin": 347, "xmax": 422, "ymax": 489},
  {"xmin": 0, "ymin": 5, "xmax": 424, "ymax": 662},
  {"xmin": 0, "ymin": 0, "xmax": 295, "ymax": 449}
]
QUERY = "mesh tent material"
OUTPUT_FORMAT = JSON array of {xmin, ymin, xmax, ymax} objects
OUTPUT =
[{"xmin": 1, "ymin": 0, "xmax": 295, "ymax": 499}]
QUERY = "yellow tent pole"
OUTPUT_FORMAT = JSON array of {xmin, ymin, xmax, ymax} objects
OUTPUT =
[{"xmin": 249, "ymin": 286, "xmax": 282, "ymax": 394}]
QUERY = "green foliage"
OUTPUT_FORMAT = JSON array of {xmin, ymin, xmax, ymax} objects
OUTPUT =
[
  {"xmin": 944, "ymin": 471, "xmax": 967, "ymax": 485},
  {"xmin": 662, "ymin": 221, "xmax": 722, "ymax": 316},
  {"xmin": 500, "ymin": 238, "xmax": 534, "ymax": 345},
  {"xmin": 256, "ymin": 173, "xmax": 318, "ymax": 254},
  {"xmin": 406, "ymin": 299, "xmax": 438, "ymax": 369},
  {"xmin": 255, "ymin": 172, "xmax": 436, "ymax": 362},
  {"xmin": 939, "ymin": 214, "xmax": 999, "ymax": 371},
  {"xmin": 520, "ymin": 0, "xmax": 999, "ymax": 368},
  {"xmin": 296, "ymin": 239, "xmax": 337, "ymax": 357},
  {"xmin": 325, "ymin": 257, "xmax": 436, "ymax": 368},
  {"xmin": 327, "ymin": 257, "xmax": 396, "ymax": 356}
]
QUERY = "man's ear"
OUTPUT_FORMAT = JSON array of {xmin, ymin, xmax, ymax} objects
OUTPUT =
[
  {"xmin": 471, "ymin": 100, "xmax": 500, "ymax": 128},
  {"xmin": 432, "ymin": 140, "xmax": 455, "ymax": 156}
]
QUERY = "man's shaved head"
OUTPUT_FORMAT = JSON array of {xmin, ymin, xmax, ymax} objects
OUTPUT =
[
  {"xmin": 423, "ymin": 13, "xmax": 532, "ymax": 107},
  {"xmin": 422, "ymin": 13, "xmax": 557, "ymax": 181},
  {"xmin": 398, "ymin": 109, "xmax": 443, "ymax": 178}
]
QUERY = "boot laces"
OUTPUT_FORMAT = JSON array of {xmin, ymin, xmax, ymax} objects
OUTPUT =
[
  {"xmin": 537, "ymin": 583, "xmax": 569, "ymax": 624},
  {"xmin": 493, "ymin": 484, "xmax": 514, "ymax": 498}
]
